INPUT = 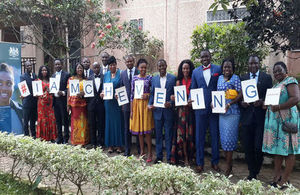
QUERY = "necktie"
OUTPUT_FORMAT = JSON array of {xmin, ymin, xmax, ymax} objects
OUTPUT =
[
  {"xmin": 252, "ymin": 73, "xmax": 256, "ymax": 79},
  {"xmin": 129, "ymin": 69, "xmax": 132, "ymax": 83},
  {"xmin": 203, "ymin": 64, "xmax": 211, "ymax": 71}
]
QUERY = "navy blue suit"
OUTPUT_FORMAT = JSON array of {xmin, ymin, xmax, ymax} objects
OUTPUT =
[
  {"xmin": 190, "ymin": 64, "xmax": 221, "ymax": 166},
  {"xmin": 120, "ymin": 68, "xmax": 139, "ymax": 155},
  {"xmin": 87, "ymin": 72, "xmax": 105, "ymax": 146},
  {"xmin": 52, "ymin": 71, "xmax": 70, "ymax": 143},
  {"xmin": 149, "ymin": 73, "xmax": 176, "ymax": 161},
  {"xmin": 20, "ymin": 72, "xmax": 37, "ymax": 136}
]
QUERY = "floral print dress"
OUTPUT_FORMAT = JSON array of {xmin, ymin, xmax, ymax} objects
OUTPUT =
[{"xmin": 262, "ymin": 77, "xmax": 300, "ymax": 156}]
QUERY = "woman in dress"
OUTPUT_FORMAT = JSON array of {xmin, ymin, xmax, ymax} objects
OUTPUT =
[
  {"xmin": 101, "ymin": 56, "xmax": 124, "ymax": 153},
  {"xmin": 67, "ymin": 63, "xmax": 89, "ymax": 145},
  {"xmin": 170, "ymin": 59, "xmax": 195, "ymax": 165},
  {"xmin": 36, "ymin": 65, "xmax": 57, "ymax": 141},
  {"xmin": 262, "ymin": 61, "xmax": 300, "ymax": 188},
  {"xmin": 217, "ymin": 58, "xmax": 242, "ymax": 176},
  {"xmin": 130, "ymin": 59, "xmax": 154, "ymax": 162}
]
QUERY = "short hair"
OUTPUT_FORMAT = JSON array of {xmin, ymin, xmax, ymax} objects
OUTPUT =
[
  {"xmin": 107, "ymin": 56, "xmax": 117, "ymax": 65},
  {"xmin": 273, "ymin": 61, "xmax": 288, "ymax": 73},
  {"xmin": 221, "ymin": 58, "xmax": 235, "ymax": 73},
  {"xmin": 124, "ymin": 54, "xmax": 134, "ymax": 61},
  {"xmin": 177, "ymin": 59, "xmax": 195, "ymax": 81},
  {"xmin": 200, "ymin": 49, "xmax": 211, "ymax": 55},
  {"xmin": 38, "ymin": 65, "xmax": 51, "ymax": 80},
  {"xmin": 0, "ymin": 63, "xmax": 13, "ymax": 75},
  {"xmin": 136, "ymin": 58, "xmax": 148, "ymax": 69},
  {"xmin": 248, "ymin": 55, "xmax": 260, "ymax": 62},
  {"xmin": 157, "ymin": 59, "xmax": 167, "ymax": 65}
]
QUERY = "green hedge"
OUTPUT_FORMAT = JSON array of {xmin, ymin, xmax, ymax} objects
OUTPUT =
[{"xmin": 0, "ymin": 132, "xmax": 298, "ymax": 194}]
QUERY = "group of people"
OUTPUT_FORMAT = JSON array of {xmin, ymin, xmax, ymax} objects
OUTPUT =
[{"xmin": 17, "ymin": 50, "xmax": 300, "ymax": 188}]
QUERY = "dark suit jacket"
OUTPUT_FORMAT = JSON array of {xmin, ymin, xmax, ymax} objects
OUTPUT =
[
  {"xmin": 240, "ymin": 71, "xmax": 273, "ymax": 126},
  {"xmin": 51, "ymin": 71, "xmax": 70, "ymax": 105},
  {"xmin": 86, "ymin": 73, "xmax": 104, "ymax": 111},
  {"xmin": 148, "ymin": 73, "xmax": 176, "ymax": 120},
  {"xmin": 190, "ymin": 64, "xmax": 222, "ymax": 115},
  {"xmin": 20, "ymin": 72, "xmax": 37, "ymax": 109},
  {"xmin": 120, "ymin": 68, "xmax": 139, "ymax": 112}
]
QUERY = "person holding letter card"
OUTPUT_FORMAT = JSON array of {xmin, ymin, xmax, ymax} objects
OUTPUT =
[
  {"xmin": 170, "ymin": 59, "xmax": 195, "ymax": 165},
  {"xmin": 240, "ymin": 55, "xmax": 273, "ymax": 180},
  {"xmin": 190, "ymin": 50, "xmax": 222, "ymax": 173},
  {"xmin": 101, "ymin": 56, "xmax": 124, "ymax": 153},
  {"xmin": 262, "ymin": 62, "xmax": 300, "ymax": 188},
  {"xmin": 36, "ymin": 66, "xmax": 57, "ymax": 141},
  {"xmin": 217, "ymin": 58, "xmax": 242, "ymax": 176},
  {"xmin": 148, "ymin": 59, "xmax": 176, "ymax": 164},
  {"xmin": 130, "ymin": 59, "xmax": 154, "ymax": 162},
  {"xmin": 67, "ymin": 63, "xmax": 89, "ymax": 145}
]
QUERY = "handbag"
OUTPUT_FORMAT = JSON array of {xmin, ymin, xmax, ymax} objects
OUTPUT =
[
  {"xmin": 278, "ymin": 110, "xmax": 298, "ymax": 134},
  {"xmin": 225, "ymin": 89, "xmax": 238, "ymax": 100}
]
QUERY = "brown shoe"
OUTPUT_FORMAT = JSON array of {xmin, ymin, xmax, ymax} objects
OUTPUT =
[
  {"xmin": 211, "ymin": 164, "xmax": 221, "ymax": 172},
  {"xmin": 195, "ymin": 166, "xmax": 204, "ymax": 173}
]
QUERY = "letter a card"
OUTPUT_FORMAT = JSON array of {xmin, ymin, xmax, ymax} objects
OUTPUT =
[{"xmin": 49, "ymin": 77, "xmax": 60, "ymax": 94}]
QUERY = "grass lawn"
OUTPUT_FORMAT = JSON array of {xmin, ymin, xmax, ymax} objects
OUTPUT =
[{"xmin": 0, "ymin": 173, "xmax": 53, "ymax": 195}]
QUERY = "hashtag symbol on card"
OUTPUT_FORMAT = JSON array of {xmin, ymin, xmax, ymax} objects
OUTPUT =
[{"xmin": 21, "ymin": 84, "xmax": 27, "ymax": 94}]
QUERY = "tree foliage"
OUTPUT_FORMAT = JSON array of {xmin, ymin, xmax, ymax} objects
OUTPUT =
[
  {"xmin": 0, "ymin": 0, "xmax": 163, "ymax": 67},
  {"xmin": 210, "ymin": 0, "xmax": 300, "ymax": 54},
  {"xmin": 190, "ymin": 22, "xmax": 268, "ymax": 75}
]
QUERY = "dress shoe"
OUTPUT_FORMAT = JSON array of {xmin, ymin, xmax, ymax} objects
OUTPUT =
[
  {"xmin": 56, "ymin": 139, "xmax": 63, "ymax": 144},
  {"xmin": 154, "ymin": 158, "xmax": 162, "ymax": 164},
  {"xmin": 195, "ymin": 166, "xmax": 204, "ymax": 173},
  {"xmin": 247, "ymin": 174, "xmax": 257, "ymax": 181},
  {"xmin": 211, "ymin": 164, "xmax": 221, "ymax": 172}
]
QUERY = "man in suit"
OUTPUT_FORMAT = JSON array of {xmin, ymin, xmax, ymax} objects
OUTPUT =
[
  {"xmin": 52, "ymin": 59, "xmax": 70, "ymax": 144},
  {"xmin": 82, "ymin": 57, "xmax": 93, "ymax": 78},
  {"xmin": 148, "ymin": 59, "xmax": 176, "ymax": 164},
  {"xmin": 120, "ymin": 55, "xmax": 139, "ymax": 156},
  {"xmin": 101, "ymin": 52, "xmax": 110, "ymax": 75},
  {"xmin": 20, "ymin": 61, "xmax": 37, "ymax": 137},
  {"xmin": 190, "ymin": 50, "xmax": 222, "ymax": 173},
  {"xmin": 240, "ymin": 55, "xmax": 272, "ymax": 180},
  {"xmin": 87, "ymin": 62, "xmax": 105, "ymax": 148}
]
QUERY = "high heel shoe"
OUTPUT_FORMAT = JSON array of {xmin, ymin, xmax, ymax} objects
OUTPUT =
[
  {"xmin": 270, "ymin": 176, "xmax": 282, "ymax": 187},
  {"xmin": 146, "ymin": 156, "xmax": 152, "ymax": 163}
]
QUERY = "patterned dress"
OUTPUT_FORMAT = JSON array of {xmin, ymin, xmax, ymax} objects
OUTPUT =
[
  {"xmin": 262, "ymin": 77, "xmax": 300, "ymax": 156},
  {"xmin": 36, "ymin": 80, "xmax": 57, "ymax": 141},
  {"xmin": 217, "ymin": 74, "xmax": 241, "ymax": 151},
  {"xmin": 67, "ymin": 77, "xmax": 89, "ymax": 145},
  {"xmin": 129, "ymin": 75, "xmax": 154, "ymax": 135},
  {"xmin": 171, "ymin": 78, "xmax": 195, "ymax": 164}
]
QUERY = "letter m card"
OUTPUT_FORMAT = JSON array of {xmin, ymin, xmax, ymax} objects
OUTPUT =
[{"xmin": 241, "ymin": 79, "xmax": 259, "ymax": 103}]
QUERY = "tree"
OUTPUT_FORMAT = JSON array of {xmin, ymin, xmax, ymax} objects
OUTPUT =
[
  {"xmin": 190, "ymin": 22, "xmax": 268, "ymax": 75},
  {"xmin": 0, "ymin": 0, "xmax": 163, "ymax": 70},
  {"xmin": 210, "ymin": 0, "xmax": 300, "ymax": 54}
]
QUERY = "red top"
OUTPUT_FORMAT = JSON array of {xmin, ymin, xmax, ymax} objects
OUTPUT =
[{"xmin": 182, "ymin": 78, "xmax": 192, "ymax": 95}]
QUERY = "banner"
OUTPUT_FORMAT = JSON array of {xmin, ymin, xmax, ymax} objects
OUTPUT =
[
  {"xmin": 0, "ymin": 42, "xmax": 22, "ymax": 134},
  {"xmin": 32, "ymin": 80, "xmax": 43, "ymax": 96},
  {"xmin": 18, "ymin": 81, "xmax": 30, "ymax": 97},
  {"xmin": 83, "ymin": 80, "xmax": 94, "ymax": 97},
  {"xmin": 49, "ymin": 77, "xmax": 60, "ymax": 94},
  {"xmin": 134, "ymin": 80, "xmax": 144, "ymax": 99},
  {"xmin": 103, "ymin": 83, "xmax": 113, "ymax": 100},
  {"xmin": 212, "ymin": 91, "xmax": 226, "ymax": 113}
]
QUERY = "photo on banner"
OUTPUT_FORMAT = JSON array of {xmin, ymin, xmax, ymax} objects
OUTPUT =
[{"xmin": 0, "ymin": 42, "xmax": 23, "ymax": 134}]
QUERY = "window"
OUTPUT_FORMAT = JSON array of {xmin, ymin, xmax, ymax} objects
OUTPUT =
[
  {"xmin": 207, "ymin": 8, "xmax": 248, "ymax": 23},
  {"xmin": 130, "ymin": 18, "xmax": 143, "ymax": 30}
]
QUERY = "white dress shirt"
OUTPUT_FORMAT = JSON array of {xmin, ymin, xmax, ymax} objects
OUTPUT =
[
  {"xmin": 250, "ymin": 70, "xmax": 260, "ymax": 84},
  {"xmin": 84, "ymin": 69, "xmax": 91, "ymax": 78},
  {"xmin": 160, "ymin": 73, "xmax": 167, "ymax": 89},
  {"xmin": 55, "ymin": 70, "xmax": 63, "ymax": 97},
  {"xmin": 94, "ymin": 75, "xmax": 101, "ymax": 92},
  {"xmin": 203, "ymin": 68, "xmax": 211, "ymax": 86},
  {"xmin": 127, "ymin": 67, "xmax": 135, "ymax": 80},
  {"xmin": 103, "ymin": 65, "xmax": 108, "ymax": 75}
]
